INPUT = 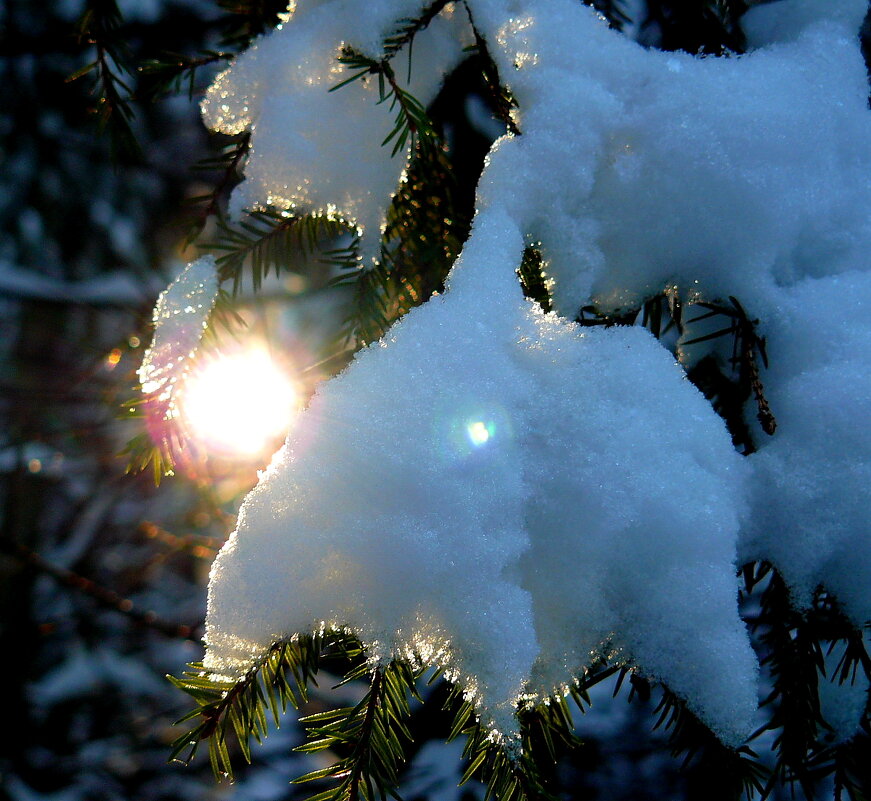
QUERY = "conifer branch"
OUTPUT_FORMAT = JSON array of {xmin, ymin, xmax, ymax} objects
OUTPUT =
[
  {"xmin": 138, "ymin": 50, "xmax": 233, "ymax": 100},
  {"xmin": 381, "ymin": 0, "xmax": 455, "ymax": 62},
  {"xmin": 210, "ymin": 208, "xmax": 357, "ymax": 295},
  {"xmin": 630, "ymin": 676, "xmax": 769, "ymax": 799},
  {"xmin": 580, "ymin": 290, "xmax": 776, "ymax": 453},
  {"xmin": 517, "ymin": 247, "xmax": 552, "ymax": 312},
  {"xmin": 461, "ymin": 1, "xmax": 521, "ymax": 136},
  {"xmin": 294, "ymin": 658, "xmax": 420, "ymax": 801},
  {"xmin": 169, "ymin": 634, "xmax": 326, "ymax": 778},
  {"xmin": 684, "ymin": 296, "xmax": 776, "ymax": 435},
  {"xmin": 748, "ymin": 570, "xmax": 828, "ymax": 800},
  {"xmin": 68, "ymin": 0, "xmax": 142, "ymax": 160},
  {"xmin": 213, "ymin": 0, "xmax": 287, "ymax": 49},
  {"xmin": 185, "ymin": 132, "xmax": 252, "ymax": 243},
  {"xmin": 333, "ymin": 48, "xmax": 438, "ymax": 157}
]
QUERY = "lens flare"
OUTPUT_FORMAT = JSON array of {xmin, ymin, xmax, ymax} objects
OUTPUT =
[
  {"xmin": 467, "ymin": 420, "xmax": 494, "ymax": 446},
  {"xmin": 180, "ymin": 349, "xmax": 297, "ymax": 457}
]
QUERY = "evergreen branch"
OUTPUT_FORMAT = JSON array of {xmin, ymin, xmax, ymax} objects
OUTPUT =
[
  {"xmin": 450, "ymin": 699, "xmax": 559, "ymax": 801},
  {"xmin": 578, "ymin": 290, "xmax": 772, "ymax": 453},
  {"xmin": 461, "ymin": 1, "xmax": 521, "ymax": 136},
  {"xmin": 684, "ymin": 296, "xmax": 775, "ymax": 435},
  {"xmin": 184, "ymin": 132, "xmax": 251, "ymax": 244},
  {"xmin": 572, "ymin": 658, "xmax": 768, "ymax": 800},
  {"xmin": 209, "ymin": 208, "xmax": 357, "ymax": 295},
  {"xmin": 578, "ymin": 290, "xmax": 683, "ymax": 338},
  {"xmin": 330, "ymin": 260, "xmax": 393, "ymax": 348},
  {"xmin": 213, "ymin": 0, "xmax": 288, "ymax": 50},
  {"xmin": 641, "ymin": 0, "xmax": 749, "ymax": 55},
  {"xmin": 748, "ymin": 570, "xmax": 827, "ymax": 800},
  {"xmin": 517, "ymin": 247, "xmax": 552, "ymax": 313},
  {"xmin": 169, "ymin": 633, "xmax": 328, "ymax": 779},
  {"xmin": 138, "ymin": 50, "xmax": 232, "ymax": 100},
  {"xmin": 806, "ymin": 731, "xmax": 871, "ymax": 801},
  {"xmin": 639, "ymin": 678, "xmax": 768, "ymax": 800},
  {"xmin": 120, "ymin": 406, "xmax": 185, "ymax": 485},
  {"xmin": 0, "ymin": 535, "xmax": 200, "ymax": 641},
  {"xmin": 381, "ymin": 0, "xmax": 454, "ymax": 63},
  {"xmin": 333, "ymin": 48, "xmax": 438, "ymax": 157},
  {"xmin": 294, "ymin": 659, "xmax": 420, "ymax": 801},
  {"xmin": 69, "ymin": 0, "xmax": 142, "ymax": 160}
]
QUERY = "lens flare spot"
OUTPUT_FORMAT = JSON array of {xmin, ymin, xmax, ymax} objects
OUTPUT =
[
  {"xmin": 180, "ymin": 349, "xmax": 297, "ymax": 457},
  {"xmin": 467, "ymin": 420, "xmax": 494, "ymax": 447}
]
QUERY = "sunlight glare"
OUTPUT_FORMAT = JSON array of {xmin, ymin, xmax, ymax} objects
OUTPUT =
[
  {"xmin": 467, "ymin": 420, "xmax": 494, "ymax": 447},
  {"xmin": 181, "ymin": 349, "xmax": 297, "ymax": 457}
]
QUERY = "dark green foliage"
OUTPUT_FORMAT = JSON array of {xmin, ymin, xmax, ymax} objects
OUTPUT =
[
  {"xmin": 68, "ymin": 0, "xmax": 142, "ymax": 160},
  {"xmin": 138, "ymin": 50, "xmax": 233, "ymax": 101},
  {"xmin": 167, "ymin": 613, "xmax": 866, "ymax": 801},
  {"xmin": 579, "ymin": 289, "xmax": 775, "ymax": 454},
  {"xmin": 683, "ymin": 295, "xmax": 776, "ymax": 438},
  {"xmin": 333, "ymin": 48, "xmax": 439, "ymax": 157},
  {"xmin": 639, "ymin": 0, "xmax": 749, "ymax": 54},
  {"xmin": 210, "ymin": 209, "xmax": 358, "ymax": 295},
  {"xmin": 295, "ymin": 659, "xmax": 423, "ymax": 801},
  {"xmin": 382, "ymin": 0, "xmax": 457, "ymax": 63},
  {"xmin": 744, "ymin": 568, "xmax": 871, "ymax": 801},
  {"xmin": 170, "ymin": 634, "xmax": 326, "ymax": 777},
  {"xmin": 462, "ymin": 1, "xmax": 521, "ymax": 135},
  {"xmin": 631, "ymin": 677, "xmax": 768, "ymax": 801},
  {"xmin": 517, "ymin": 248, "xmax": 552, "ymax": 313}
]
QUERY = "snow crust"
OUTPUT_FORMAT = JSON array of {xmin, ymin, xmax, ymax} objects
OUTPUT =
[{"xmin": 174, "ymin": 0, "xmax": 871, "ymax": 747}]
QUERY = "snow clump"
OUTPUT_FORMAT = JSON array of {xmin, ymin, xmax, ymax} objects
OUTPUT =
[
  {"xmin": 139, "ymin": 255, "xmax": 218, "ymax": 407},
  {"xmin": 201, "ymin": 0, "xmax": 470, "ymax": 263},
  {"xmin": 139, "ymin": 0, "xmax": 871, "ymax": 747}
]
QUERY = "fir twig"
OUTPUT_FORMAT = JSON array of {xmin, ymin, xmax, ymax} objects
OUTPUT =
[
  {"xmin": 209, "ymin": 208, "xmax": 357, "ymax": 295},
  {"xmin": 381, "ymin": 0, "xmax": 454, "ymax": 63},
  {"xmin": 748, "ymin": 570, "xmax": 827, "ymax": 800},
  {"xmin": 684, "ymin": 296, "xmax": 776, "ymax": 435},
  {"xmin": 181, "ymin": 131, "xmax": 251, "ymax": 244},
  {"xmin": 293, "ymin": 657, "xmax": 421, "ymax": 801},
  {"xmin": 138, "ymin": 50, "xmax": 232, "ymax": 100},
  {"xmin": 68, "ymin": 0, "xmax": 142, "ymax": 160},
  {"xmin": 517, "ymin": 247, "xmax": 552, "ymax": 313},
  {"xmin": 169, "ymin": 633, "xmax": 327, "ymax": 778},
  {"xmin": 333, "ymin": 48, "xmax": 438, "ymax": 157},
  {"xmin": 461, "ymin": 1, "xmax": 520, "ymax": 136}
]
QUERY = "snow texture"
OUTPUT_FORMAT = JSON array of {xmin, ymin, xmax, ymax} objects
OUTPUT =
[
  {"xmin": 179, "ymin": 0, "xmax": 871, "ymax": 747},
  {"xmin": 138, "ymin": 255, "xmax": 218, "ymax": 407},
  {"xmin": 205, "ymin": 209, "xmax": 756, "ymax": 743},
  {"xmin": 201, "ymin": 1, "xmax": 470, "ymax": 263}
]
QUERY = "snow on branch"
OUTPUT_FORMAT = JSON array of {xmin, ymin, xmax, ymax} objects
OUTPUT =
[{"xmin": 154, "ymin": 0, "xmax": 871, "ymax": 785}]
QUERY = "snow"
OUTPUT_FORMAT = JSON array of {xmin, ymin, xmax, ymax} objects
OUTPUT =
[
  {"xmin": 138, "ymin": 256, "xmax": 219, "ymax": 407},
  {"xmin": 201, "ymin": 1, "xmax": 471, "ymax": 263},
  {"xmin": 204, "ymin": 207, "xmax": 756, "ymax": 743},
  {"xmin": 144, "ymin": 0, "xmax": 871, "ymax": 749}
]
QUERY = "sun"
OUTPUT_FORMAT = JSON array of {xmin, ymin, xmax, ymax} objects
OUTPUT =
[{"xmin": 180, "ymin": 348, "xmax": 298, "ymax": 458}]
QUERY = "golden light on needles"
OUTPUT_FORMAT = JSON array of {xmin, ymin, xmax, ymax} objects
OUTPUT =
[{"xmin": 180, "ymin": 348, "xmax": 297, "ymax": 458}]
